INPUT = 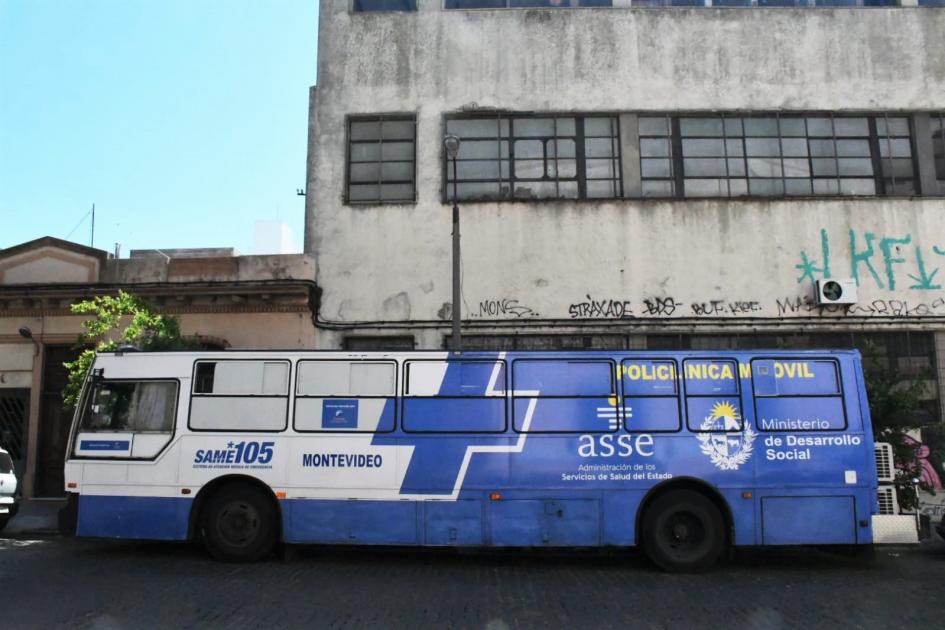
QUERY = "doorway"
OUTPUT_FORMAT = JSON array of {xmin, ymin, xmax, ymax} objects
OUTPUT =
[{"xmin": 34, "ymin": 345, "xmax": 81, "ymax": 497}]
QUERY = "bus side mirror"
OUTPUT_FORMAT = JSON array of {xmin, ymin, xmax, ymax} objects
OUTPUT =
[{"xmin": 91, "ymin": 368, "xmax": 105, "ymax": 383}]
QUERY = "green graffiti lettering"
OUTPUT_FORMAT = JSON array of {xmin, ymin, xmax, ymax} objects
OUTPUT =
[
  {"xmin": 849, "ymin": 230, "xmax": 883, "ymax": 289},
  {"xmin": 879, "ymin": 235, "xmax": 911, "ymax": 291},
  {"xmin": 795, "ymin": 228, "xmax": 831, "ymax": 284},
  {"xmin": 908, "ymin": 249, "xmax": 942, "ymax": 290}
]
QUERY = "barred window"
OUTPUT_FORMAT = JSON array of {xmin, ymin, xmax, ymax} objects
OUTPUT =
[
  {"xmin": 346, "ymin": 115, "xmax": 416, "ymax": 204},
  {"xmin": 639, "ymin": 114, "xmax": 916, "ymax": 198},
  {"xmin": 444, "ymin": 114, "xmax": 621, "ymax": 201}
]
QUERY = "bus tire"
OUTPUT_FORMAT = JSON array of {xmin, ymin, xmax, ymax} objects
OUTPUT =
[
  {"xmin": 201, "ymin": 484, "xmax": 277, "ymax": 562},
  {"xmin": 642, "ymin": 489, "xmax": 725, "ymax": 573}
]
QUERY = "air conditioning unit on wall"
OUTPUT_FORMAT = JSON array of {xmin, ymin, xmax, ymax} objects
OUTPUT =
[{"xmin": 815, "ymin": 278, "xmax": 858, "ymax": 305}]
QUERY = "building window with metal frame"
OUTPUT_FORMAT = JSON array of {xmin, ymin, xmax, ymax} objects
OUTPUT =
[
  {"xmin": 345, "ymin": 115, "xmax": 417, "ymax": 204},
  {"xmin": 444, "ymin": 114, "xmax": 622, "ymax": 202},
  {"xmin": 353, "ymin": 0, "xmax": 417, "ymax": 11},
  {"xmin": 932, "ymin": 113, "xmax": 945, "ymax": 183},
  {"xmin": 638, "ymin": 113, "xmax": 917, "ymax": 198},
  {"xmin": 445, "ymin": 0, "xmax": 610, "ymax": 7},
  {"xmin": 631, "ymin": 0, "xmax": 899, "ymax": 6}
]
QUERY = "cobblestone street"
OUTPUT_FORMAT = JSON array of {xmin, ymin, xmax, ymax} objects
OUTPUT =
[{"xmin": 1, "ymin": 535, "xmax": 943, "ymax": 629}]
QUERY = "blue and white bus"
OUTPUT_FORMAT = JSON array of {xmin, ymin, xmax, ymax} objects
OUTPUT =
[{"xmin": 63, "ymin": 349, "xmax": 878, "ymax": 571}]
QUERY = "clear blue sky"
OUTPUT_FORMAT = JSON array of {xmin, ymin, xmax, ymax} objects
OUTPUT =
[{"xmin": 0, "ymin": 1, "xmax": 317, "ymax": 255}]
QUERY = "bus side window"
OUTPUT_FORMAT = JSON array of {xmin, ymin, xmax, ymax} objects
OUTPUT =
[
  {"xmin": 621, "ymin": 359, "xmax": 681, "ymax": 433},
  {"xmin": 189, "ymin": 360, "xmax": 290, "ymax": 432},
  {"xmin": 752, "ymin": 359, "xmax": 849, "ymax": 432},
  {"xmin": 683, "ymin": 359, "xmax": 742, "ymax": 433},
  {"xmin": 402, "ymin": 360, "xmax": 506, "ymax": 433},
  {"xmin": 512, "ymin": 360, "xmax": 616, "ymax": 433},
  {"xmin": 294, "ymin": 361, "xmax": 397, "ymax": 433}
]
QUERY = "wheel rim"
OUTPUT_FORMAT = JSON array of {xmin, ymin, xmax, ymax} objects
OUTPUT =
[
  {"xmin": 661, "ymin": 510, "xmax": 707, "ymax": 557},
  {"xmin": 216, "ymin": 500, "xmax": 261, "ymax": 548}
]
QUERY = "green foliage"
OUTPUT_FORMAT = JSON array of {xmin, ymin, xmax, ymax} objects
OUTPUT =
[
  {"xmin": 62, "ymin": 291, "xmax": 198, "ymax": 409},
  {"xmin": 862, "ymin": 342, "xmax": 934, "ymax": 511}
]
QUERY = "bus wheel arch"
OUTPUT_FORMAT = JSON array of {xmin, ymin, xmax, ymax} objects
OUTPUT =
[
  {"xmin": 637, "ymin": 478, "xmax": 733, "ymax": 572},
  {"xmin": 189, "ymin": 475, "xmax": 282, "ymax": 562}
]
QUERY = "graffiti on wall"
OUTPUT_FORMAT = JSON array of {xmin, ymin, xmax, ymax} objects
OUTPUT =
[
  {"xmin": 468, "ymin": 228, "xmax": 945, "ymax": 321},
  {"xmin": 472, "ymin": 298, "xmax": 538, "ymax": 319},
  {"xmin": 796, "ymin": 228, "xmax": 945, "ymax": 291}
]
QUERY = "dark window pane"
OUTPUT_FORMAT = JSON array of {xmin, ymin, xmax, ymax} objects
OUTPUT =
[
  {"xmin": 642, "ymin": 180, "xmax": 674, "ymax": 197},
  {"xmin": 445, "ymin": 0, "xmax": 507, "ymax": 7},
  {"xmin": 681, "ymin": 118, "xmax": 724, "ymax": 137},
  {"xmin": 551, "ymin": 139, "xmax": 576, "ymax": 159},
  {"xmin": 585, "ymin": 117, "xmax": 615, "ymax": 136},
  {"xmin": 682, "ymin": 138, "xmax": 725, "ymax": 157},
  {"xmin": 838, "ymin": 179, "xmax": 876, "ymax": 195},
  {"xmin": 747, "ymin": 158, "xmax": 782, "ymax": 178},
  {"xmin": 785, "ymin": 179, "xmax": 813, "ymax": 196},
  {"xmin": 585, "ymin": 138, "xmax": 616, "ymax": 158},
  {"xmin": 744, "ymin": 118, "xmax": 779, "ymax": 137},
  {"xmin": 350, "ymin": 121, "xmax": 381, "ymax": 140},
  {"xmin": 380, "ymin": 184, "xmax": 414, "ymax": 201},
  {"xmin": 834, "ymin": 118, "xmax": 869, "ymax": 137},
  {"xmin": 639, "ymin": 117, "xmax": 669, "ymax": 135},
  {"xmin": 684, "ymin": 158, "xmax": 728, "ymax": 177},
  {"xmin": 837, "ymin": 158, "xmax": 873, "ymax": 176},
  {"xmin": 878, "ymin": 138, "xmax": 912, "ymax": 158},
  {"xmin": 350, "ymin": 163, "xmax": 380, "ymax": 182},
  {"xmin": 745, "ymin": 138, "xmax": 781, "ymax": 156},
  {"xmin": 779, "ymin": 118, "xmax": 807, "ymax": 137},
  {"xmin": 749, "ymin": 179, "xmax": 785, "ymax": 196},
  {"xmin": 642, "ymin": 158, "xmax": 672, "ymax": 178},
  {"xmin": 354, "ymin": 0, "xmax": 416, "ymax": 10},
  {"xmin": 586, "ymin": 180, "xmax": 616, "ymax": 198},
  {"xmin": 641, "ymin": 138, "xmax": 670, "ymax": 157}
]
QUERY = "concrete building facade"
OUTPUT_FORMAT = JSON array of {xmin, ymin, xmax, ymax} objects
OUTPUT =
[
  {"xmin": 304, "ymin": 4, "xmax": 945, "ymax": 418},
  {"xmin": 0, "ymin": 237, "xmax": 317, "ymax": 498}
]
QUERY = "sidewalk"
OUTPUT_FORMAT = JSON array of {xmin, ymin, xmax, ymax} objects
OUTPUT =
[{"xmin": 2, "ymin": 499, "xmax": 65, "ymax": 536}]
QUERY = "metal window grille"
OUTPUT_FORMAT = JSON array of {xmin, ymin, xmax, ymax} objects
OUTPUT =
[
  {"xmin": 343, "ymin": 336, "xmax": 416, "ymax": 351},
  {"xmin": 346, "ymin": 115, "xmax": 417, "ymax": 204},
  {"xmin": 456, "ymin": 334, "xmax": 629, "ymax": 351},
  {"xmin": 444, "ymin": 114, "xmax": 621, "ymax": 202},
  {"xmin": 0, "ymin": 391, "xmax": 28, "ymax": 463}
]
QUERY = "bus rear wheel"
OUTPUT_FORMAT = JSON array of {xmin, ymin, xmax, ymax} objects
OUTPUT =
[
  {"xmin": 642, "ymin": 489, "xmax": 725, "ymax": 573},
  {"xmin": 201, "ymin": 484, "xmax": 277, "ymax": 562}
]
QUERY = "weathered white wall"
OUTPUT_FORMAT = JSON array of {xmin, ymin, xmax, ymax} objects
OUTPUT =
[{"xmin": 306, "ymin": 5, "xmax": 945, "ymax": 346}]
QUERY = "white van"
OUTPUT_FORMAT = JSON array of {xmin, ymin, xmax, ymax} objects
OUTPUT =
[{"xmin": 0, "ymin": 446, "xmax": 18, "ymax": 531}]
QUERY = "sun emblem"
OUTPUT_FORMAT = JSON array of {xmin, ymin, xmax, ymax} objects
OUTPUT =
[{"xmin": 696, "ymin": 401, "xmax": 756, "ymax": 471}]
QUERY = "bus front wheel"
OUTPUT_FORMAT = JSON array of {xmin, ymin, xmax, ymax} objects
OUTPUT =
[
  {"xmin": 201, "ymin": 484, "xmax": 278, "ymax": 562},
  {"xmin": 642, "ymin": 489, "xmax": 726, "ymax": 573}
]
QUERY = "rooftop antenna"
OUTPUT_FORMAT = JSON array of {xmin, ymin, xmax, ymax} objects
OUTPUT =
[{"xmin": 90, "ymin": 203, "xmax": 95, "ymax": 248}]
